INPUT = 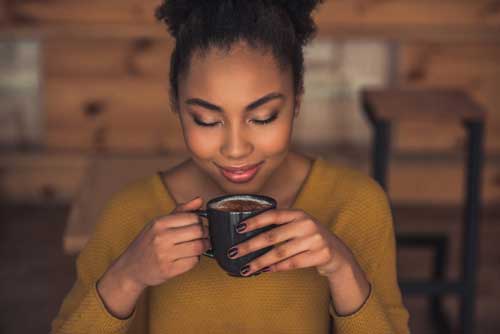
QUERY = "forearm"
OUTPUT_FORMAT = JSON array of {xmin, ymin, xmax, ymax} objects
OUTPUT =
[
  {"xmin": 97, "ymin": 265, "xmax": 145, "ymax": 319},
  {"xmin": 327, "ymin": 259, "xmax": 371, "ymax": 316}
]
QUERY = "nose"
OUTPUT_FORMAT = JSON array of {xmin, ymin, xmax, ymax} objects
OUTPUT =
[{"xmin": 220, "ymin": 120, "xmax": 253, "ymax": 159}]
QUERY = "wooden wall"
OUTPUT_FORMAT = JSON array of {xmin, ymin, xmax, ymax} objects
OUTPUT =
[{"xmin": 1, "ymin": 0, "xmax": 500, "ymax": 204}]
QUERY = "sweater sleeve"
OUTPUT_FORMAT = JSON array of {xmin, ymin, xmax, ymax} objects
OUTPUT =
[
  {"xmin": 328, "ymin": 176, "xmax": 410, "ymax": 334},
  {"xmin": 51, "ymin": 192, "xmax": 148, "ymax": 334}
]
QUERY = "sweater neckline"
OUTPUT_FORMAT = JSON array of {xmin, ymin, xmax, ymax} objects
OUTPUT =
[{"xmin": 153, "ymin": 156, "xmax": 324, "ymax": 212}]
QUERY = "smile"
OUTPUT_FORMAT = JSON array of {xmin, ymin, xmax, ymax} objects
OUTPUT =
[{"xmin": 217, "ymin": 161, "xmax": 264, "ymax": 184}]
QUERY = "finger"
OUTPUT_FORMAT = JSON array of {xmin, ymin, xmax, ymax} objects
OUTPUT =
[
  {"xmin": 154, "ymin": 212, "xmax": 203, "ymax": 230},
  {"xmin": 168, "ymin": 223, "xmax": 209, "ymax": 244},
  {"xmin": 172, "ymin": 239, "xmax": 211, "ymax": 259},
  {"xmin": 172, "ymin": 196, "xmax": 204, "ymax": 213},
  {"xmin": 170, "ymin": 256, "xmax": 200, "ymax": 276},
  {"xmin": 240, "ymin": 236, "xmax": 314, "ymax": 276},
  {"xmin": 271, "ymin": 248, "xmax": 328, "ymax": 273},
  {"xmin": 237, "ymin": 209, "xmax": 305, "ymax": 234},
  {"xmin": 230, "ymin": 218, "xmax": 314, "ymax": 259}
]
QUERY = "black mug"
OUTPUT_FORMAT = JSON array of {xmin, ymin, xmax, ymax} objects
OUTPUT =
[{"xmin": 194, "ymin": 194, "xmax": 277, "ymax": 277}]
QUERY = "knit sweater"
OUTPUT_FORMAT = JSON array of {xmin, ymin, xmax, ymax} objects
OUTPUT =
[{"xmin": 52, "ymin": 156, "xmax": 410, "ymax": 334}]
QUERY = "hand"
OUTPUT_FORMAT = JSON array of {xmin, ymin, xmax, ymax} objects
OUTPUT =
[
  {"xmin": 97, "ymin": 196, "xmax": 211, "ymax": 319},
  {"xmin": 228, "ymin": 209, "xmax": 355, "ymax": 279},
  {"xmin": 108, "ymin": 196, "xmax": 211, "ymax": 290}
]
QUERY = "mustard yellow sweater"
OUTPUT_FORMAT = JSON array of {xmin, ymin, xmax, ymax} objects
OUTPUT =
[{"xmin": 52, "ymin": 157, "xmax": 410, "ymax": 334}]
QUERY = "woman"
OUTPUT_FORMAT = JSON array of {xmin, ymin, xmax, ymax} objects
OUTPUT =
[{"xmin": 52, "ymin": 1, "xmax": 410, "ymax": 333}]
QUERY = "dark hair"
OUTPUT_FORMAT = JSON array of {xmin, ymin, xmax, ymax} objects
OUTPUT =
[{"xmin": 155, "ymin": 0, "xmax": 324, "ymax": 111}]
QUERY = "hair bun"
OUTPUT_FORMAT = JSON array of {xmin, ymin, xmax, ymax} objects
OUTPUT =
[
  {"xmin": 155, "ymin": 0, "xmax": 206, "ymax": 38},
  {"xmin": 274, "ymin": 0, "xmax": 324, "ymax": 45},
  {"xmin": 156, "ymin": 0, "xmax": 324, "ymax": 43}
]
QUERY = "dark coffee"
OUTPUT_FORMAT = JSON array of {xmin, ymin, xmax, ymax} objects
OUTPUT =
[
  {"xmin": 194, "ymin": 194, "xmax": 277, "ymax": 277},
  {"xmin": 212, "ymin": 198, "xmax": 272, "ymax": 212}
]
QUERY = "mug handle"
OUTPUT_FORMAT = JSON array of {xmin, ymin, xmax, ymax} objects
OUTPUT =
[{"xmin": 193, "ymin": 209, "xmax": 215, "ymax": 258}]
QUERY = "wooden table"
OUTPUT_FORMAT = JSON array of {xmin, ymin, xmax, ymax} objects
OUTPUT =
[{"xmin": 63, "ymin": 153, "xmax": 188, "ymax": 254}]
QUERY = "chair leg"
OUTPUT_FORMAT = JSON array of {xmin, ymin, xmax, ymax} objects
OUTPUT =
[
  {"xmin": 460, "ymin": 121, "xmax": 484, "ymax": 334},
  {"xmin": 430, "ymin": 236, "xmax": 452, "ymax": 333}
]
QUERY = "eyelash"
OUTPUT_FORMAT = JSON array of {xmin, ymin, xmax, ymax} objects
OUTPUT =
[{"xmin": 193, "ymin": 112, "xmax": 279, "ymax": 127}]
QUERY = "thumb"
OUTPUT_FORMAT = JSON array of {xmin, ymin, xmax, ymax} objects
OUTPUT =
[{"xmin": 173, "ymin": 196, "xmax": 204, "ymax": 213}]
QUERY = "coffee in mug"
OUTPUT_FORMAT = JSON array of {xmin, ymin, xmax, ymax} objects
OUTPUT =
[
  {"xmin": 211, "ymin": 197, "xmax": 273, "ymax": 212},
  {"xmin": 194, "ymin": 194, "xmax": 277, "ymax": 277}
]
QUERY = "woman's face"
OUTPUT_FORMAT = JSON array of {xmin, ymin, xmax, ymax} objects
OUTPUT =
[{"xmin": 177, "ymin": 42, "xmax": 299, "ymax": 194}]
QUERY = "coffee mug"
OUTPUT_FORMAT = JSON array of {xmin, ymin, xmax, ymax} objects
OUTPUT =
[{"xmin": 193, "ymin": 194, "xmax": 277, "ymax": 277}]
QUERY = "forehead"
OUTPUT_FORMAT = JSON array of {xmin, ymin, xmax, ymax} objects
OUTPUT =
[{"xmin": 179, "ymin": 42, "xmax": 293, "ymax": 103}]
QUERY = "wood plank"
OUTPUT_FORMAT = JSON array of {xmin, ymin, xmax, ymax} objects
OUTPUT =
[
  {"xmin": 316, "ymin": 0, "xmax": 500, "ymax": 28},
  {"xmin": 12, "ymin": 0, "xmax": 500, "ymax": 27},
  {"xmin": 45, "ymin": 128, "xmax": 186, "ymax": 152},
  {"xmin": 45, "ymin": 77, "xmax": 172, "ymax": 121},
  {"xmin": 11, "ymin": 0, "xmax": 160, "ymax": 24},
  {"xmin": 388, "ymin": 159, "xmax": 500, "ymax": 206},
  {"xmin": 43, "ymin": 37, "xmax": 173, "ymax": 78},
  {"xmin": 43, "ymin": 76, "xmax": 184, "ymax": 151}
]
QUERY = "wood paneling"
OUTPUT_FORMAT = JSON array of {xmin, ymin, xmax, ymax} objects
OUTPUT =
[
  {"xmin": 389, "ymin": 159, "xmax": 500, "ymax": 205},
  {"xmin": 12, "ymin": 0, "xmax": 500, "ymax": 39},
  {"xmin": 316, "ymin": 0, "xmax": 500, "ymax": 28},
  {"xmin": 10, "ymin": 1, "xmax": 500, "ymax": 30},
  {"xmin": 43, "ymin": 38, "xmax": 173, "ymax": 78},
  {"xmin": 10, "ymin": 0, "xmax": 160, "ymax": 24},
  {"xmin": 44, "ymin": 76, "xmax": 184, "ymax": 151}
]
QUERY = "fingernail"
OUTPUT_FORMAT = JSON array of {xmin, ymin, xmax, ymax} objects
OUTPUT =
[
  {"xmin": 227, "ymin": 247, "xmax": 238, "ymax": 259},
  {"xmin": 236, "ymin": 223, "xmax": 246, "ymax": 233},
  {"xmin": 261, "ymin": 266, "xmax": 271, "ymax": 273},
  {"xmin": 240, "ymin": 265, "xmax": 250, "ymax": 276}
]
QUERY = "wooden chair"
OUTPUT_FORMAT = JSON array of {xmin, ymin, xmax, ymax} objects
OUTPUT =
[{"xmin": 361, "ymin": 88, "xmax": 486, "ymax": 334}]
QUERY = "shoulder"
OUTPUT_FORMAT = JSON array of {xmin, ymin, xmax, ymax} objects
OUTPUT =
[
  {"xmin": 102, "ymin": 174, "xmax": 163, "ymax": 215},
  {"xmin": 315, "ymin": 158, "xmax": 387, "ymax": 207},
  {"xmin": 317, "ymin": 160, "xmax": 395, "ymax": 271},
  {"xmin": 91, "ymin": 174, "xmax": 167, "ymax": 247},
  {"xmin": 316, "ymin": 158, "xmax": 392, "ymax": 236}
]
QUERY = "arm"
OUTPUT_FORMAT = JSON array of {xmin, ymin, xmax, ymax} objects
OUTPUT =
[
  {"xmin": 51, "ymin": 192, "xmax": 210, "ymax": 334},
  {"xmin": 51, "ymin": 196, "xmax": 147, "ymax": 334},
  {"xmin": 328, "ymin": 179, "xmax": 410, "ymax": 334}
]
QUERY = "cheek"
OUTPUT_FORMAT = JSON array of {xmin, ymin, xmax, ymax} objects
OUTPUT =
[
  {"xmin": 254, "ymin": 119, "xmax": 293, "ymax": 155},
  {"xmin": 182, "ymin": 123, "xmax": 221, "ymax": 159}
]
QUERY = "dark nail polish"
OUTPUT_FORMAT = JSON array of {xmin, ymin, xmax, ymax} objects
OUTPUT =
[
  {"xmin": 261, "ymin": 266, "xmax": 271, "ymax": 273},
  {"xmin": 227, "ymin": 247, "xmax": 238, "ymax": 258},
  {"xmin": 240, "ymin": 265, "xmax": 250, "ymax": 276},
  {"xmin": 236, "ymin": 223, "xmax": 247, "ymax": 233}
]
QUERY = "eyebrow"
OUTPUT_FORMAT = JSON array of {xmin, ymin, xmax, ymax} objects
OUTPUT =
[{"xmin": 185, "ymin": 92, "xmax": 285, "ymax": 113}]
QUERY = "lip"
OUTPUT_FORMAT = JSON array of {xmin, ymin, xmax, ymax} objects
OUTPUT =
[{"xmin": 216, "ymin": 161, "xmax": 264, "ymax": 183}]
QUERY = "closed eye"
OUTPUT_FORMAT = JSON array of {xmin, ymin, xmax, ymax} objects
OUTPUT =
[
  {"xmin": 192, "ymin": 111, "xmax": 279, "ymax": 127},
  {"xmin": 193, "ymin": 117, "xmax": 219, "ymax": 127},
  {"xmin": 251, "ymin": 112, "xmax": 279, "ymax": 125}
]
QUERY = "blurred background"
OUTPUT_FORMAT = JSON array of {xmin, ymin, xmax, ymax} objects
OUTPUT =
[{"xmin": 0, "ymin": 1, "xmax": 499, "ymax": 333}]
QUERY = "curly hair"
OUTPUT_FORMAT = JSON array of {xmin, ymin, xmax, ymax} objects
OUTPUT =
[{"xmin": 155, "ymin": 0, "xmax": 324, "ymax": 111}]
